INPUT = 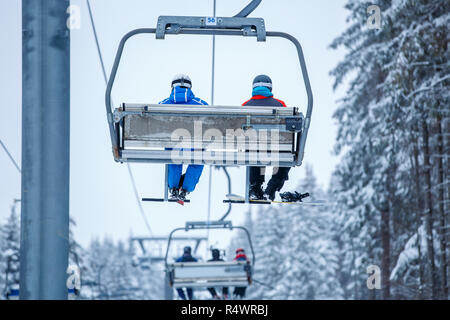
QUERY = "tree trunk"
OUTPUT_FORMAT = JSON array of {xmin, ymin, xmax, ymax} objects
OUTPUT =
[
  {"xmin": 422, "ymin": 119, "xmax": 437, "ymax": 299},
  {"xmin": 381, "ymin": 207, "xmax": 391, "ymax": 299},
  {"xmin": 436, "ymin": 115, "xmax": 448, "ymax": 299},
  {"xmin": 413, "ymin": 136, "xmax": 425, "ymax": 299}
]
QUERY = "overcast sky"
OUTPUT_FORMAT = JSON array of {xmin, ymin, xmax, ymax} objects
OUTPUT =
[{"xmin": 0, "ymin": 0, "xmax": 349, "ymax": 257}]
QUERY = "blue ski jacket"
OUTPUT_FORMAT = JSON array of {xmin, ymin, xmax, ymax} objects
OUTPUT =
[
  {"xmin": 159, "ymin": 87, "xmax": 208, "ymax": 106},
  {"xmin": 176, "ymin": 254, "xmax": 198, "ymax": 263},
  {"xmin": 159, "ymin": 87, "xmax": 208, "ymax": 192}
]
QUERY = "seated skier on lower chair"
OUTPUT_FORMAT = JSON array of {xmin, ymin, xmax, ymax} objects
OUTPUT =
[
  {"xmin": 175, "ymin": 246, "xmax": 198, "ymax": 300},
  {"xmin": 207, "ymin": 249, "xmax": 229, "ymax": 300}
]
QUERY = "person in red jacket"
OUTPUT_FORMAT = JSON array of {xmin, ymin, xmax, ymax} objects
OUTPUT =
[
  {"xmin": 243, "ymin": 75, "xmax": 291, "ymax": 201},
  {"xmin": 233, "ymin": 248, "xmax": 249, "ymax": 299}
]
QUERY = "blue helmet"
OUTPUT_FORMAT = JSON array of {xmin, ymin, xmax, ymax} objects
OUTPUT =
[{"xmin": 183, "ymin": 246, "xmax": 192, "ymax": 254}]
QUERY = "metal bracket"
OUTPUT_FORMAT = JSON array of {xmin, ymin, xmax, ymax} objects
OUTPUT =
[
  {"xmin": 242, "ymin": 123, "xmax": 297, "ymax": 132},
  {"xmin": 156, "ymin": 16, "xmax": 266, "ymax": 41},
  {"xmin": 285, "ymin": 117, "xmax": 303, "ymax": 132},
  {"xmin": 185, "ymin": 220, "xmax": 233, "ymax": 230},
  {"xmin": 243, "ymin": 115, "xmax": 252, "ymax": 130},
  {"xmin": 113, "ymin": 109, "xmax": 123, "ymax": 123},
  {"xmin": 113, "ymin": 109, "xmax": 152, "ymax": 123},
  {"xmin": 241, "ymin": 116, "xmax": 303, "ymax": 132}
]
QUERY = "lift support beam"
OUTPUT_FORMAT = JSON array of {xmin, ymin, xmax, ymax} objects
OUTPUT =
[{"xmin": 20, "ymin": 0, "xmax": 70, "ymax": 300}]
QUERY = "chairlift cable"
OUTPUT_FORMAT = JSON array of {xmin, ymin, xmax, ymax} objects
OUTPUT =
[
  {"xmin": 205, "ymin": 0, "xmax": 217, "ymax": 252},
  {"xmin": 0, "ymin": 139, "xmax": 21, "ymax": 173},
  {"xmin": 252, "ymin": 278, "xmax": 276, "ymax": 290},
  {"xmin": 126, "ymin": 164, "xmax": 153, "ymax": 235},
  {"xmin": 86, "ymin": 0, "xmax": 152, "ymax": 236}
]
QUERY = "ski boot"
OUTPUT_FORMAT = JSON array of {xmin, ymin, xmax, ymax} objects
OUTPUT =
[
  {"xmin": 178, "ymin": 189, "xmax": 190, "ymax": 205},
  {"xmin": 264, "ymin": 186, "xmax": 276, "ymax": 201},
  {"xmin": 169, "ymin": 187, "xmax": 179, "ymax": 201},
  {"xmin": 249, "ymin": 184, "xmax": 267, "ymax": 201},
  {"xmin": 280, "ymin": 191, "xmax": 310, "ymax": 203}
]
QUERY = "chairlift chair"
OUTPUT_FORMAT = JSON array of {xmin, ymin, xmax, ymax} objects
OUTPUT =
[
  {"xmin": 165, "ymin": 221, "xmax": 254, "ymax": 289},
  {"xmin": 105, "ymin": 0, "xmax": 313, "ymax": 202}
]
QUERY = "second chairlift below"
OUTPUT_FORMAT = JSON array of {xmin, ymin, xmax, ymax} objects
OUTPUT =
[
  {"xmin": 174, "ymin": 246, "xmax": 251, "ymax": 300},
  {"xmin": 165, "ymin": 220, "xmax": 255, "ymax": 300}
]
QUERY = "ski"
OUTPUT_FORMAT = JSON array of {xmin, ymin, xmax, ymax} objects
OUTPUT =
[
  {"xmin": 223, "ymin": 199, "xmax": 326, "ymax": 205},
  {"xmin": 141, "ymin": 198, "xmax": 191, "ymax": 204},
  {"xmin": 224, "ymin": 194, "xmax": 326, "ymax": 206}
]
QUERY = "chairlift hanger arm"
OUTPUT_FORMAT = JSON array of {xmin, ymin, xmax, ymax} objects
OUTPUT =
[
  {"xmin": 234, "ymin": 0, "xmax": 262, "ymax": 17},
  {"xmin": 218, "ymin": 166, "xmax": 232, "ymax": 221},
  {"xmin": 164, "ymin": 226, "xmax": 186, "ymax": 269}
]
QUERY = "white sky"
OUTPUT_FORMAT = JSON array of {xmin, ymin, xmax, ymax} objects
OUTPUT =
[{"xmin": 0, "ymin": 0, "xmax": 348, "ymax": 256}]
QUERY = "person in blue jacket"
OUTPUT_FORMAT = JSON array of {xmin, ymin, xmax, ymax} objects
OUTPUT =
[
  {"xmin": 159, "ymin": 74, "xmax": 208, "ymax": 202},
  {"xmin": 175, "ymin": 246, "xmax": 198, "ymax": 300}
]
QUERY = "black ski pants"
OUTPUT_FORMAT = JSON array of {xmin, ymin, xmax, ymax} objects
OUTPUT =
[{"xmin": 249, "ymin": 166, "xmax": 291, "ymax": 192}]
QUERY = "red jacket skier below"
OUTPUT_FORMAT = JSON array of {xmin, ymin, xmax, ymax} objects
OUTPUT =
[
  {"xmin": 233, "ymin": 248, "xmax": 249, "ymax": 299},
  {"xmin": 234, "ymin": 248, "xmax": 249, "ymax": 262}
]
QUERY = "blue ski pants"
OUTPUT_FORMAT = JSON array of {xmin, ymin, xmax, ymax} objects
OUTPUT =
[{"xmin": 168, "ymin": 164, "xmax": 204, "ymax": 192}]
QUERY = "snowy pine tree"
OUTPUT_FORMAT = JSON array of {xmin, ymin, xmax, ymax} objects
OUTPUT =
[
  {"xmin": 228, "ymin": 165, "xmax": 341, "ymax": 300},
  {"xmin": 81, "ymin": 237, "xmax": 162, "ymax": 299},
  {"xmin": 0, "ymin": 201, "xmax": 20, "ymax": 299},
  {"xmin": 247, "ymin": 204, "xmax": 287, "ymax": 299},
  {"xmin": 279, "ymin": 165, "xmax": 343, "ymax": 300},
  {"xmin": 330, "ymin": 0, "xmax": 449, "ymax": 299}
]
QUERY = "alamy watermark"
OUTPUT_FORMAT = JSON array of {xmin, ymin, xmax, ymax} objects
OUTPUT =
[
  {"xmin": 67, "ymin": 264, "xmax": 81, "ymax": 292},
  {"xmin": 169, "ymin": 122, "xmax": 282, "ymax": 166},
  {"xmin": 64, "ymin": 4, "xmax": 382, "ymax": 31},
  {"xmin": 67, "ymin": 5, "xmax": 81, "ymax": 30},
  {"xmin": 367, "ymin": 5, "xmax": 381, "ymax": 30},
  {"xmin": 367, "ymin": 264, "xmax": 381, "ymax": 290}
]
